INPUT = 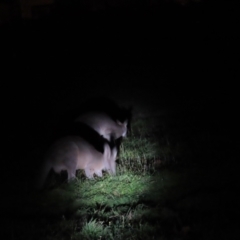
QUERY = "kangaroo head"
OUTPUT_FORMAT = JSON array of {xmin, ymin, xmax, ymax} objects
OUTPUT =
[{"xmin": 116, "ymin": 119, "xmax": 128, "ymax": 137}]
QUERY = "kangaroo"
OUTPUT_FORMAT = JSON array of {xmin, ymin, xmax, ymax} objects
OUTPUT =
[
  {"xmin": 37, "ymin": 136, "xmax": 117, "ymax": 189},
  {"xmin": 75, "ymin": 112, "xmax": 128, "ymax": 142}
]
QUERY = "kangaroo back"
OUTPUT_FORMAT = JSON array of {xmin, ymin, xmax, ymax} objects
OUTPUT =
[
  {"xmin": 37, "ymin": 136, "xmax": 114, "ymax": 189},
  {"xmin": 75, "ymin": 112, "xmax": 128, "ymax": 141}
]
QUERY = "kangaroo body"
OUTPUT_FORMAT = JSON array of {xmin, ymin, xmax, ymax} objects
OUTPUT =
[
  {"xmin": 75, "ymin": 112, "xmax": 128, "ymax": 141},
  {"xmin": 37, "ymin": 136, "xmax": 117, "ymax": 188}
]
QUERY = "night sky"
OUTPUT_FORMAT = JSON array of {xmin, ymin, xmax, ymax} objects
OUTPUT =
[{"xmin": 1, "ymin": 0, "xmax": 239, "ymax": 196}]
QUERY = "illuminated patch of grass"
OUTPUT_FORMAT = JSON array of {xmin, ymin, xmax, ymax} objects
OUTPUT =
[
  {"xmin": 6, "ymin": 102, "xmax": 235, "ymax": 240},
  {"xmin": 75, "ymin": 173, "xmax": 149, "ymax": 208},
  {"xmin": 120, "ymin": 137, "xmax": 161, "ymax": 160},
  {"xmin": 118, "ymin": 113, "xmax": 187, "ymax": 175},
  {"xmin": 24, "ymin": 167, "xmax": 187, "ymax": 239}
]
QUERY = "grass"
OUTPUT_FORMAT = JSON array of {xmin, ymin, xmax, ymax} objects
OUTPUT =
[{"xmin": 4, "ymin": 105, "xmax": 238, "ymax": 240}]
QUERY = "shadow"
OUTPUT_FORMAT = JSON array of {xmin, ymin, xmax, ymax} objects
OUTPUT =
[
  {"xmin": 52, "ymin": 122, "xmax": 108, "ymax": 154},
  {"xmin": 57, "ymin": 96, "xmax": 132, "ymax": 132}
]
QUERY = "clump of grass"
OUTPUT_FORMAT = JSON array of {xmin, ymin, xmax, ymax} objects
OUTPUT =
[
  {"xmin": 78, "ymin": 218, "xmax": 110, "ymax": 240},
  {"xmin": 118, "ymin": 113, "xmax": 187, "ymax": 175}
]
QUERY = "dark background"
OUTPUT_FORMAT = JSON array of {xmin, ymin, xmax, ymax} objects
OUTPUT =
[{"xmin": 1, "ymin": 0, "xmax": 239, "ymax": 193}]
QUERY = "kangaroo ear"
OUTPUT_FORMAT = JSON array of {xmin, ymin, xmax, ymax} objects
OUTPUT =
[
  {"xmin": 116, "ymin": 120, "xmax": 122, "ymax": 125},
  {"xmin": 116, "ymin": 119, "xmax": 128, "ymax": 126}
]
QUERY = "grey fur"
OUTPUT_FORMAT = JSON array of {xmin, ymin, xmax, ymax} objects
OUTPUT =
[
  {"xmin": 75, "ymin": 112, "xmax": 128, "ymax": 141},
  {"xmin": 37, "ymin": 136, "xmax": 117, "ymax": 189}
]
